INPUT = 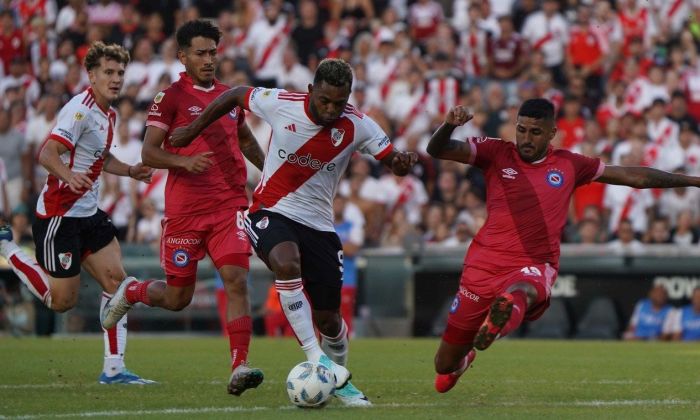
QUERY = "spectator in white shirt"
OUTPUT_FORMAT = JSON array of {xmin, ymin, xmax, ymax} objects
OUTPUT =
[{"xmin": 607, "ymin": 219, "xmax": 645, "ymax": 255}]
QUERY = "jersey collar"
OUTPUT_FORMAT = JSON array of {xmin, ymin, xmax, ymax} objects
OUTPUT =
[
  {"xmin": 179, "ymin": 72, "xmax": 217, "ymax": 92},
  {"xmin": 303, "ymin": 95, "xmax": 322, "ymax": 125}
]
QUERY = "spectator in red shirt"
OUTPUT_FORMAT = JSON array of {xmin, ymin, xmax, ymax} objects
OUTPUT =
[
  {"xmin": 557, "ymin": 95, "xmax": 586, "ymax": 150},
  {"xmin": 0, "ymin": 11, "xmax": 25, "ymax": 75},
  {"xmin": 488, "ymin": 15, "xmax": 527, "ymax": 97},
  {"xmin": 566, "ymin": 4, "xmax": 604, "ymax": 106}
]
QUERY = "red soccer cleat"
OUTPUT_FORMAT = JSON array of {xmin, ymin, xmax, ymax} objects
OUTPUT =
[
  {"xmin": 434, "ymin": 350, "xmax": 476, "ymax": 393},
  {"xmin": 473, "ymin": 293, "xmax": 514, "ymax": 351}
]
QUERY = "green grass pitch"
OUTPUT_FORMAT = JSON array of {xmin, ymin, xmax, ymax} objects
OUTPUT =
[{"xmin": 1, "ymin": 337, "xmax": 700, "ymax": 419}]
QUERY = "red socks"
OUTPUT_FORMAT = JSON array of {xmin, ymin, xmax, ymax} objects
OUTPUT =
[
  {"xmin": 500, "ymin": 290, "xmax": 528, "ymax": 337},
  {"xmin": 227, "ymin": 316, "xmax": 252, "ymax": 370},
  {"xmin": 125, "ymin": 280, "xmax": 153, "ymax": 306}
]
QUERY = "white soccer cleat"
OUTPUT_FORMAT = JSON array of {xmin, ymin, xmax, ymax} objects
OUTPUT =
[
  {"xmin": 335, "ymin": 381, "xmax": 372, "ymax": 407},
  {"xmin": 101, "ymin": 277, "xmax": 138, "ymax": 329},
  {"xmin": 228, "ymin": 362, "xmax": 264, "ymax": 396},
  {"xmin": 318, "ymin": 354, "xmax": 351, "ymax": 389}
]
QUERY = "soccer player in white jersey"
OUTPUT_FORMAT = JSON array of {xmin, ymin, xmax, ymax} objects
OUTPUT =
[
  {"xmin": 0, "ymin": 42, "xmax": 155, "ymax": 384},
  {"xmin": 171, "ymin": 58, "xmax": 418, "ymax": 406}
]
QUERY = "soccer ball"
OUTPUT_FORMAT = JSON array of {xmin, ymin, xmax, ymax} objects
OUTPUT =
[{"xmin": 286, "ymin": 361, "xmax": 336, "ymax": 408}]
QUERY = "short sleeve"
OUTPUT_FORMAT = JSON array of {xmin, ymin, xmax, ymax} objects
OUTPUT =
[
  {"xmin": 48, "ymin": 101, "xmax": 88, "ymax": 150},
  {"xmin": 569, "ymin": 151, "xmax": 605, "ymax": 187},
  {"xmin": 355, "ymin": 115, "xmax": 393, "ymax": 160},
  {"xmin": 468, "ymin": 137, "xmax": 506, "ymax": 170},
  {"xmin": 629, "ymin": 301, "xmax": 642, "ymax": 327},
  {"xmin": 145, "ymin": 90, "xmax": 177, "ymax": 133},
  {"xmin": 245, "ymin": 87, "xmax": 284, "ymax": 122}
]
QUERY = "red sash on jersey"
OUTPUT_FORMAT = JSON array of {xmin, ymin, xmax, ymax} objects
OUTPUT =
[
  {"xmin": 667, "ymin": 0, "xmax": 684, "ymax": 19},
  {"xmin": 396, "ymin": 91, "xmax": 429, "ymax": 137},
  {"xmin": 139, "ymin": 170, "xmax": 165, "ymax": 205},
  {"xmin": 533, "ymin": 32, "xmax": 553, "ymax": 50},
  {"xmin": 103, "ymin": 192, "xmax": 124, "ymax": 216},
  {"xmin": 653, "ymin": 124, "xmax": 673, "ymax": 146},
  {"xmin": 617, "ymin": 188, "xmax": 639, "ymax": 231},
  {"xmin": 379, "ymin": 61, "xmax": 399, "ymax": 100},
  {"xmin": 256, "ymin": 22, "xmax": 292, "ymax": 71},
  {"xmin": 387, "ymin": 178, "xmax": 414, "ymax": 221}
]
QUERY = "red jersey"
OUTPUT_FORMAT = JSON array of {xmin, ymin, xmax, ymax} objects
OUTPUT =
[
  {"xmin": 557, "ymin": 116, "xmax": 585, "ymax": 150},
  {"xmin": 145, "ymin": 72, "xmax": 248, "ymax": 217},
  {"xmin": 567, "ymin": 25, "xmax": 603, "ymax": 73},
  {"xmin": 465, "ymin": 138, "xmax": 604, "ymax": 273},
  {"xmin": 0, "ymin": 30, "xmax": 24, "ymax": 73}
]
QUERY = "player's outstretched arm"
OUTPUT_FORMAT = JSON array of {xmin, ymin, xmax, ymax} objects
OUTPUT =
[
  {"xmin": 170, "ymin": 86, "xmax": 253, "ymax": 148},
  {"xmin": 142, "ymin": 126, "xmax": 214, "ymax": 174},
  {"xmin": 39, "ymin": 140, "xmax": 93, "ymax": 194},
  {"xmin": 597, "ymin": 165, "xmax": 700, "ymax": 189},
  {"xmin": 426, "ymin": 106, "xmax": 474, "ymax": 164},
  {"xmin": 103, "ymin": 152, "xmax": 154, "ymax": 183},
  {"xmin": 238, "ymin": 123, "xmax": 265, "ymax": 171}
]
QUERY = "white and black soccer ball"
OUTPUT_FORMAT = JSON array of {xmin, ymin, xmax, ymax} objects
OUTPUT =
[{"xmin": 286, "ymin": 361, "xmax": 336, "ymax": 408}]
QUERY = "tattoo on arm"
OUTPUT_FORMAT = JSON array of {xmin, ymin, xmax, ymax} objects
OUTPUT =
[{"xmin": 239, "ymin": 132, "xmax": 265, "ymax": 171}]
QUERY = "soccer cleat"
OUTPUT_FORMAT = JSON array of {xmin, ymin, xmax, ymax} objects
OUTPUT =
[
  {"xmin": 435, "ymin": 349, "xmax": 476, "ymax": 393},
  {"xmin": 318, "ymin": 354, "xmax": 351, "ymax": 389},
  {"xmin": 101, "ymin": 277, "xmax": 138, "ymax": 329},
  {"xmin": 98, "ymin": 369, "xmax": 157, "ymax": 385},
  {"xmin": 335, "ymin": 381, "xmax": 371, "ymax": 406},
  {"xmin": 227, "ymin": 362, "xmax": 264, "ymax": 396},
  {"xmin": 473, "ymin": 293, "xmax": 514, "ymax": 351}
]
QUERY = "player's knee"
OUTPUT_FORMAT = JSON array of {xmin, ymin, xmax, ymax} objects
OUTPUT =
[
  {"xmin": 52, "ymin": 295, "xmax": 78, "ymax": 313},
  {"xmin": 270, "ymin": 258, "xmax": 301, "ymax": 279},
  {"xmin": 222, "ymin": 271, "xmax": 248, "ymax": 296}
]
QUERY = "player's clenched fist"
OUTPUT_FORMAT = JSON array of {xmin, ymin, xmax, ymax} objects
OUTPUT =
[
  {"xmin": 391, "ymin": 151, "xmax": 419, "ymax": 176},
  {"xmin": 129, "ymin": 163, "xmax": 155, "ymax": 183},
  {"xmin": 182, "ymin": 151, "xmax": 214, "ymax": 173},
  {"xmin": 67, "ymin": 171, "xmax": 94, "ymax": 194},
  {"xmin": 445, "ymin": 105, "xmax": 473, "ymax": 127}
]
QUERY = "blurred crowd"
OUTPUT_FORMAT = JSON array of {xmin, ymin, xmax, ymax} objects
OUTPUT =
[{"xmin": 1, "ymin": 0, "xmax": 700, "ymax": 261}]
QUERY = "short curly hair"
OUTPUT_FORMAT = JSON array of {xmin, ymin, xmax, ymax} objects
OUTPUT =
[
  {"xmin": 84, "ymin": 42, "xmax": 130, "ymax": 71},
  {"xmin": 314, "ymin": 58, "xmax": 353, "ymax": 89}
]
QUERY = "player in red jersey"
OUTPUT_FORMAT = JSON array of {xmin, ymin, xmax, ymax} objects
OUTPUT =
[
  {"xmin": 427, "ymin": 99, "xmax": 700, "ymax": 393},
  {"xmin": 170, "ymin": 58, "xmax": 418, "ymax": 406},
  {"xmin": 101, "ymin": 20, "xmax": 266, "ymax": 396}
]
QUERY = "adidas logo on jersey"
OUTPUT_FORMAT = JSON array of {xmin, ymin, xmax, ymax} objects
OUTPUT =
[{"xmin": 284, "ymin": 123, "xmax": 297, "ymax": 132}]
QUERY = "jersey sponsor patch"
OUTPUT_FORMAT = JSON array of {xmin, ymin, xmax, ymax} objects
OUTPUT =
[
  {"xmin": 172, "ymin": 249, "xmax": 190, "ymax": 267},
  {"xmin": 57, "ymin": 128, "xmax": 74, "ymax": 141},
  {"xmin": 449, "ymin": 295, "xmax": 460, "ymax": 314},
  {"xmin": 154, "ymin": 91, "xmax": 165, "ymax": 104},
  {"xmin": 58, "ymin": 252, "xmax": 73, "ymax": 270},
  {"xmin": 330, "ymin": 128, "xmax": 345, "ymax": 146},
  {"xmin": 546, "ymin": 169, "xmax": 564, "ymax": 188},
  {"xmin": 256, "ymin": 216, "xmax": 269, "ymax": 230}
]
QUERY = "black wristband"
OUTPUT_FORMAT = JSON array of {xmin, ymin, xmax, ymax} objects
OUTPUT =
[{"xmin": 128, "ymin": 166, "xmax": 133, "ymax": 178}]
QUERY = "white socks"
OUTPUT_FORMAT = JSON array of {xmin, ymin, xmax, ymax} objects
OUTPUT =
[
  {"xmin": 100, "ymin": 292, "xmax": 128, "ymax": 376},
  {"xmin": 275, "ymin": 278, "xmax": 324, "ymax": 362},
  {"xmin": 2, "ymin": 240, "xmax": 52, "ymax": 307},
  {"xmin": 321, "ymin": 318, "xmax": 349, "ymax": 366}
]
